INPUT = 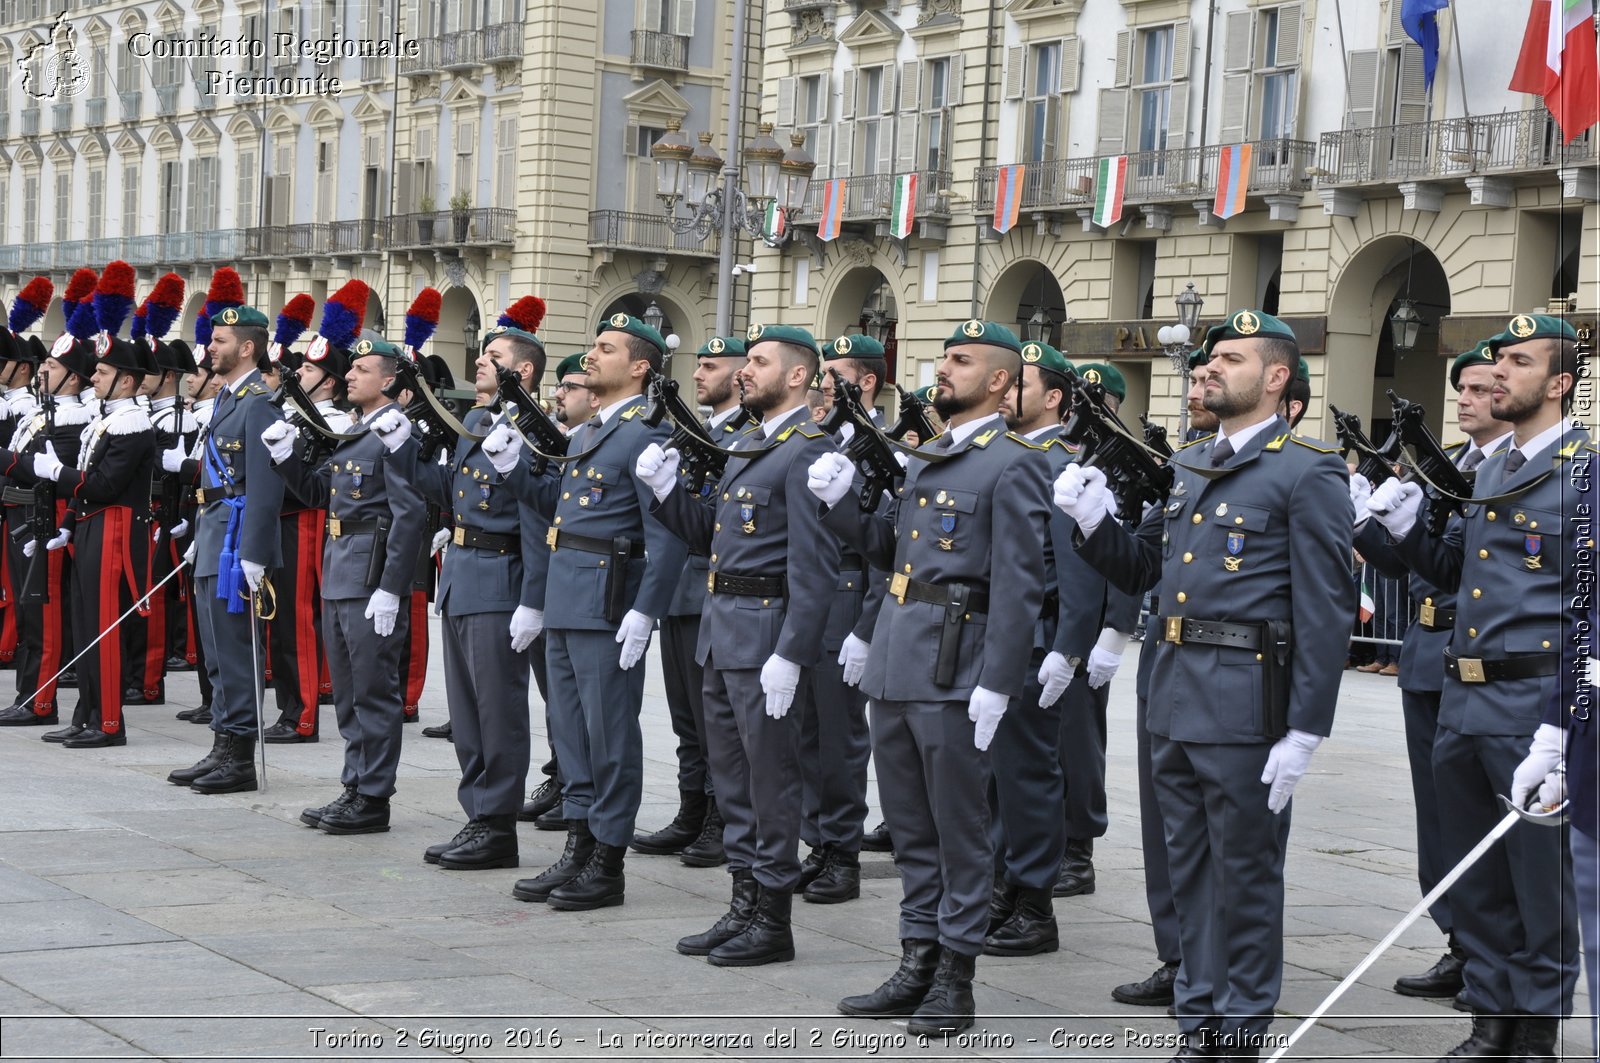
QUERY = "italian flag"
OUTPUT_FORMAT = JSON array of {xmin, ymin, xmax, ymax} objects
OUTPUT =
[
  {"xmin": 890, "ymin": 173, "xmax": 918, "ymax": 240},
  {"xmin": 1359, "ymin": 580, "xmax": 1375, "ymax": 624},
  {"xmin": 1092, "ymin": 155, "xmax": 1128, "ymax": 229},
  {"xmin": 762, "ymin": 202, "xmax": 786, "ymax": 243},
  {"xmin": 1511, "ymin": 0, "xmax": 1600, "ymax": 143}
]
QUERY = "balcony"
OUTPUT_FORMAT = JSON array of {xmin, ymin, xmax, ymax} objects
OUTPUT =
[
  {"xmin": 89, "ymin": 236, "xmax": 122, "ymax": 262},
  {"xmin": 118, "ymin": 89, "xmax": 142, "ymax": 121},
  {"xmin": 161, "ymin": 232, "xmax": 197, "ymax": 263},
  {"xmin": 85, "ymin": 96, "xmax": 106, "ymax": 126},
  {"xmin": 53, "ymin": 240, "xmax": 85, "ymax": 269},
  {"xmin": 21, "ymin": 107, "xmax": 39, "ymax": 136},
  {"xmin": 21, "ymin": 246, "xmax": 52, "ymax": 270},
  {"xmin": 588, "ymin": 210, "xmax": 720, "ymax": 259},
  {"xmin": 790, "ymin": 170, "xmax": 955, "ymax": 242},
  {"xmin": 197, "ymin": 228, "xmax": 245, "ymax": 261},
  {"xmin": 0, "ymin": 246, "xmax": 19, "ymax": 270},
  {"xmin": 193, "ymin": 77, "xmax": 215, "ymax": 110},
  {"xmin": 51, "ymin": 102, "xmax": 72, "ymax": 131},
  {"xmin": 389, "ymin": 208, "xmax": 516, "ymax": 250},
  {"xmin": 400, "ymin": 38, "xmax": 439, "ymax": 76},
  {"xmin": 121, "ymin": 235, "xmax": 160, "ymax": 266},
  {"xmin": 243, "ymin": 223, "xmax": 331, "ymax": 258},
  {"xmin": 630, "ymin": 30, "xmax": 688, "ymax": 73},
  {"xmin": 361, "ymin": 55, "xmax": 388, "ymax": 83},
  {"xmin": 155, "ymin": 84, "xmax": 180, "ymax": 117},
  {"xmin": 328, "ymin": 217, "xmax": 388, "ymax": 255},
  {"xmin": 483, "ymin": 22, "xmax": 521, "ymax": 63},
  {"xmin": 0, "ymin": 113, "xmax": 8, "ymax": 139},
  {"xmin": 1318, "ymin": 110, "xmax": 1598, "ymax": 187},
  {"xmin": 439, "ymin": 28, "xmax": 483, "ymax": 71}
]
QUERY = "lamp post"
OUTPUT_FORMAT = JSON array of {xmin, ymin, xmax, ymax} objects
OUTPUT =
[
  {"xmin": 642, "ymin": 301, "xmax": 665, "ymax": 336},
  {"xmin": 1025, "ymin": 305, "xmax": 1054, "ymax": 344},
  {"xmin": 1389, "ymin": 299, "xmax": 1422, "ymax": 354},
  {"xmin": 1157, "ymin": 282, "xmax": 1205, "ymax": 439}
]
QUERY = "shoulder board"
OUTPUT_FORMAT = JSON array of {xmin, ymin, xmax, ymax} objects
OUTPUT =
[
  {"xmin": 1176, "ymin": 433, "xmax": 1215, "ymax": 451},
  {"xmin": 242, "ymin": 382, "xmax": 270, "ymax": 397},
  {"xmin": 102, "ymin": 407, "xmax": 153, "ymax": 436},
  {"xmin": 1557, "ymin": 437, "xmax": 1587, "ymax": 460},
  {"xmin": 54, "ymin": 403, "xmax": 96, "ymax": 427},
  {"xmin": 1282, "ymin": 435, "xmax": 1338, "ymax": 454},
  {"xmin": 971, "ymin": 428, "xmax": 1000, "ymax": 449},
  {"xmin": 1005, "ymin": 431, "xmax": 1051, "ymax": 452},
  {"xmin": 619, "ymin": 406, "xmax": 641, "ymax": 421},
  {"xmin": 793, "ymin": 422, "xmax": 824, "ymax": 440},
  {"xmin": 721, "ymin": 422, "xmax": 738, "ymax": 435},
  {"xmin": 1587, "ymin": 442, "xmax": 1599, "ymax": 455},
  {"xmin": 1443, "ymin": 440, "xmax": 1468, "ymax": 455}
]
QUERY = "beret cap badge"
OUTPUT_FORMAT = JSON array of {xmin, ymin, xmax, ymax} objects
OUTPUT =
[
  {"xmin": 962, "ymin": 319, "xmax": 984, "ymax": 338},
  {"xmin": 219, "ymin": 307, "xmax": 238, "ymax": 326},
  {"xmin": 610, "ymin": 313, "xmax": 630, "ymax": 329},
  {"xmin": 834, "ymin": 336, "xmax": 852, "ymax": 355},
  {"xmin": 355, "ymin": 339, "xmax": 373, "ymax": 355},
  {"xmin": 708, "ymin": 337, "xmax": 725, "ymax": 354},
  {"xmin": 747, "ymin": 323, "xmax": 765, "ymax": 342},
  {"xmin": 1022, "ymin": 343, "xmax": 1042, "ymax": 363},
  {"xmin": 1510, "ymin": 314, "xmax": 1537, "ymax": 339},
  {"xmin": 1233, "ymin": 310, "xmax": 1260, "ymax": 335}
]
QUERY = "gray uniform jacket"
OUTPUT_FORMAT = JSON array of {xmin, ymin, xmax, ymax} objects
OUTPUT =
[
  {"xmin": 823, "ymin": 413, "xmax": 1050, "ymax": 702},
  {"xmin": 652, "ymin": 403, "xmax": 840, "ymax": 669},
  {"xmin": 273, "ymin": 401, "xmax": 426, "ymax": 601},
  {"xmin": 1077, "ymin": 418, "xmax": 1354, "ymax": 742},
  {"xmin": 1396, "ymin": 426, "xmax": 1592, "ymax": 736},
  {"xmin": 194, "ymin": 371, "xmax": 285, "ymax": 577}
]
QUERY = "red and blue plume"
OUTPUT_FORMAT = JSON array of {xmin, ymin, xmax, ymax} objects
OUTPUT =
[
  {"xmin": 93, "ymin": 260, "xmax": 137, "ymax": 337},
  {"xmin": 403, "ymin": 287, "xmax": 442, "ymax": 352},
  {"xmin": 497, "ymin": 296, "xmax": 546, "ymax": 334},
  {"xmin": 9, "ymin": 276, "xmax": 52, "ymax": 334},
  {"xmin": 61, "ymin": 268, "xmax": 97, "ymax": 320},
  {"xmin": 319, "ymin": 279, "xmax": 369, "ymax": 350},
  {"xmin": 66, "ymin": 300, "xmax": 99, "ymax": 343},
  {"xmin": 195, "ymin": 266, "xmax": 245, "ymax": 349},
  {"xmin": 275, "ymin": 294, "xmax": 317, "ymax": 348},
  {"xmin": 131, "ymin": 301, "xmax": 149, "ymax": 342},
  {"xmin": 145, "ymin": 273, "xmax": 185, "ymax": 340}
]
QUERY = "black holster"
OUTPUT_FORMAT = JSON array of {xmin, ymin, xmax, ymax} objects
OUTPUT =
[
  {"xmin": 365, "ymin": 517, "xmax": 391, "ymax": 589},
  {"xmin": 1261, "ymin": 619, "xmax": 1293, "ymax": 738},
  {"xmin": 604, "ymin": 535, "xmax": 633, "ymax": 625},
  {"xmin": 935, "ymin": 583, "xmax": 970, "ymax": 687}
]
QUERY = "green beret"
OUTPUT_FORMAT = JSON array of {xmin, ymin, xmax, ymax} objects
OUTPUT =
[
  {"xmin": 1075, "ymin": 362, "xmax": 1127, "ymax": 401},
  {"xmin": 1020, "ymin": 340, "xmax": 1073, "ymax": 377},
  {"xmin": 745, "ymin": 322, "xmax": 819, "ymax": 355},
  {"xmin": 596, "ymin": 312, "xmax": 666, "ymax": 355},
  {"xmin": 1450, "ymin": 340, "xmax": 1497, "ymax": 389},
  {"xmin": 1488, "ymin": 313, "xmax": 1579, "ymax": 354},
  {"xmin": 917, "ymin": 384, "xmax": 939, "ymax": 404},
  {"xmin": 483, "ymin": 323, "xmax": 544, "ymax": 350},
  {"xmin": 1187, "ymin": 348, "xmax": 1212, "ymax": 371},
  {"xmin": 210, "ymin": 305, "xmax": 269, "ymax": 329},
  {"xmin": 1296, "ymin": 357, "xmax": 1310, "ymax": 383},
  {"xmin": 1200, "ymin": 308, "xmax": 1298, "ymax": 358},
  {"xmin": 944, "ymin": 319, "xmax": 1022, "ymax": 354},
  {"xmin": 826, "ymin": 333, "xmax": 885, "ymax": 360},
  {"xmin": 697, "ymin": 335, "xmax": 747, "ymax": 359},
  {"xmin": 555, "ymin": 353, "xmax": 587, "ymax": 381},
  {"xmin": 350, "ymin": 337, "xmax": 403, "ymax": 361}
]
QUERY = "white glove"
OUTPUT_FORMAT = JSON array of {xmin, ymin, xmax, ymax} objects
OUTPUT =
[
  {"xmin": 22, "ymin": 539, "xmax": 34, "ymax": 558},
  {"xmin": 1087, "ymin": 629, "xmax": 1130, "ymax": 690},
  {"xmin": 893, "ymin": 450, "xmax": 910, "ymax": 470},
  {"xmin": 365, "ymin": 588, "xmax": 401, "ymax": 637},
  {"xmin": 509, "ymin": 605, "xmax": 544, "ymax": 653},
  {"xmin": 371, "ymin": 409, "xmax": 412, "ymax": 453},
  {"xmin": 1367, "ymin": 478, "xmax": 1424, "ymax": 540},
  {"xmin": 1037, "ymin": 650, "xmax": 1073, "ymax": 708},
  {"xmin": 1589, "ymin": 657, "xmax": 1600, "ymax": 690},
  {"xmin": 838, "ymin": 633, "xmax": 871, "ymax": 688},
  {"xmin": 429, "ymin": 527, "xmax": 450, "ymax": 556},
  {"xmin": 153, "ymin": 524, "xmax": 163, "ymax": 545},
  {"xmin": 968, "ymin": 686, "xmax": 1009, "ymax": 751},
  {"xmin": 261, "ymin": 420, "xmax": 295, "ymax": 463},
  {"xmin": 760, "ymin": 654, "xmax": 802, "ymax": 719},
  {"xmin": 31, "ymin": 442, "xmax": 62, "ymax": 482},
  {"xmin": 1261, "ymin": 729, "xmax": 1323, "ymax": 813},
  {"xmin": 1053, "ymin": 464, "xmax": 1113, "ymax": 534},
  {"xmin": 45, "ymin": 527, "xmax": 70, "ymax": 551},
  {"xmin": 1511, "ymin": 722, "xmax": 1569, "ymax": 810},
  {"xmin": 170, "ymin": 518, "xmax": 189, "ymax": 539},
  {"xmin": 240, "ymin": 559, "xmax": 265, "ymax": 593},
  {"xmin": 482, "ymin": 423, "xmax": 521, "ymax": 476},
  {"xmin": 1539, "ymin": 768, "xmax": 1568, "ymax": 809},
  {"xmin": 183, "ymin": 539, "xmax": 197, "ymax": 565},
  {"xmin": 161, "ymin": 443, "xmax": 187, "ymax": 473},
  {"xmin": 1349, "ymin": 473, "xmax": 1372, "ymax": 528},
  {"xmin": 635, "ymin": 443, "xmax": 681, "ymax": 502},
  {"xmin": 806, "ymin": 452, "xmax": 855, "ymax": 508},
  {"xmin": 615, "ymin": 608, "xmax": 653, "ymax": 670}
]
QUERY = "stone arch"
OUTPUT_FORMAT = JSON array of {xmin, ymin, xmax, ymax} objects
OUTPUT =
[
  {"xmin": 594, "ymin": 285, "xmax": 700, "ymax": 373},
  {"xmin": 983, "ymin": 256, "xmax": 1067, "ymax": 348},
  {"xmin": 435, "ymin": 282, "xmax": 486, "ymax": 383},
  {"xmin": 811, "ymin": 245, "xmax": 915, "ymax": 380}
]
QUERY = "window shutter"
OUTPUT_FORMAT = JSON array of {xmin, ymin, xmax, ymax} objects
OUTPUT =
[
  {"xmin": 1171, "ymin": 19, "xmax": 1191, "ymax": 79},
  {"xmin": 1219, "ymin": 72, "xmax": 1251, "ymax": 143},
  {"xmin": 898, "ymin": 60, "xmax": 920, "ymax": 112},
  {"xmin": 622, "ymin": 121, "xmax": 639, "ymax": 156},
  {"xmin": 640, "ymin": 0, "xmax": 661, "ymax": 32},
  {"xmin": 1043, "ymin": 94, "xmax": 1059, "ymax": 160},
  {"xmin": 1343, "ymin": 49, "xmax": 1381, "ymax": 128},
  {"xmin": 1224, "ymin": 10, "xmax": 1253, "ymax": 72},
  {"xmin": 1275, "ymin": 3, "xmax": 1302, "ymax": 66},
  {"xmin": 810, "ymin": 122, "xmax": 832, "ymax": 178},
  {"xmin": 496, "ymin": 114, "xmax": 517, "ymax": 209},
  {"xmin": 878, "ymin": 66, "xmax": 894, "ymax": 115},
  {"xmin": 1396, "ymin": 43, "xmax": 1429, "ymax": 123},
  {"xmin": 1113, "ymin": 31, "xmax": 1132, "ymax": 87},
  {"xmin": 673, "ymin": 0, "xmax": 694, "ymax": 36},
  {"xmin": 185, "ymin": 157, "xmax": 197, "ymax": 232},
  {"xmin": 834, "ymin": 121, "xmax": 854, "ymax": 176},
  {"xmin": 1167, "ymin": 81, "xmax": 1189, "ymax": 149},
  {"xmin": 1004, "ymin": 45, "xmax": 1025, "ymax": 100},
  {"xmin": 875, "ymin": 118, "xmax": 894, "ymax": 173},
  {"xmin": 416, "ymin": 125, "xmax": 434, "ymax": 159},
  {"xmin": 395, "ymin": 162, "xmax": 412, "ymax": 217},
  {"xmin": 948, "ymin": 54, "xmax": 963, "ymax": 106},
  {"xmin": 777, "ymin": 75, "xmax": 795, "ymax": 128},
  {"xmin": 1059, "ymin": 37, "xmax": 1081, "ymax": 94},
  {"xmin": 840, "ymin": 69, "xmax": 856, "ymax": 120},
  {"xmin": 896, "ymin": 112, "xmax": 919, "ymax": 172},
  {"xmin": 816, "ymin": 74, "xmax": 829, "ymax": 120},
  {"xmin": 1386, "ymin": 0, "xmax": 1408, "ymax": 45},
  {"xmin": 1096, "ymin": 87, "xmax": 1128, "ymax": 154}
]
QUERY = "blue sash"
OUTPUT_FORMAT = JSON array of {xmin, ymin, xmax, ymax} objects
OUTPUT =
[{"xmin": 203, "ymin": 434, "xmax": 248, "ymax": 614}]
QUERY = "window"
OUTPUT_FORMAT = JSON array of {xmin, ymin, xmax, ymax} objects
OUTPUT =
[
  {"xmin": 860, "ymin": 66, "xmax": 885, "ymax": 173},
  {"xmin": 87, "ymin": 167, "xmax": 104, "ymax": 241},
  {"xmin": 495, "ymin": 114, "xmax": 518, "ymax": 210},
  {"xmin": 160, "ymin": 159, "xmax": 182, "ymax": 234},
  {"xmin": 839, "ymin": 64, "xmax": 891, "ymax": 175},
  {"xmin": 1135, "ymin": 27, "xmax": 1173, "ymax": 154},
  {"xmin": 116, "ymin": 37, "xmax": 140, "ymax": 93},
  {"xmin": 315, "ymin": 138, "xmax": 334, "ymax": 222},
  {"xmin": 1219, "ymin": 5, "xmax": 1302, "ymax": 155},
  {"xmin": 122, "ymin": 162, "xmax": 138, "ymax": 232},
  {"xmin": 54, "ymin": 172, "xmax": 70, "ymax": 242},
  {"xmin": 1024, "ymin": 43, "xmax": 1060, "ymax": 163},
  {"xmin": 318, "ymin": 0, "xmax": 340, "ymax": 39},
  {"xmin": 236, "ymin": 148, "xmax": 256, "ymax": 228},
  {"xmin": 23, "ymin": 174, "xmax": 39, "ymax": 245},
  {"xmin": 89, "ymin": 40, "xmax": 107, "ymax": 99},
  {"xmin": 0, "ymin": 182, "xmax": 8, "ymax": 244},
  {"xmin": 922, "ymin": 58, "xmax": 950, "ymax": 171},
  {"xmin": 1256, "ymin": 10, "xmax": 1297, "ymax": 141},
  {"xmin": 454, "ymin": 119, "xmax": 475, "ymax": 200},
  {"xmin": 188, "ymin": 157, "xmax": 218, "ymax": 231}
]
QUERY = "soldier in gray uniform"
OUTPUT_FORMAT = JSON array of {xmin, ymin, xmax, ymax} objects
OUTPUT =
[
  {"xmin": 498, "ymin": 313, "xmax": 687, "ymax": 911},
  {"xmin": 1349, "ymin": 342, "xmax": 1512, "ymax": 1003},
  {"xmin": 809, "ymin": 319, "xmax": 1049, "ymax": 1037},
  {"xmin": 1369, "ymin": 313, "xmax": 1584, "ymax": 1063},
  {"xmin": 638, "ymin": 322, "xmax": 839, "ymax": 966},
  {"xmin": 262, "ymin": 337, "xmax": 425, "ymax": 835},
  {"xmin": 1057, "ymin": 310, "xmax": 1353, "ymax": 1060},
  {"xmin": 167, "ymin": 305, "xmax": 284, "ymax": 794},
  {"xmin": 633, "ymin": 335, "xmax": 748, "ymax": 864}
]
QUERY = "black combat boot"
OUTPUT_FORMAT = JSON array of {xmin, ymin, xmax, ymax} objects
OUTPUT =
[
  {"xmin": 547, "ymin": 841, "xmax": 626, "ymax": 911},
  {"xmin": 425, "ymin": 820, "xmax": 485, "ymax": 864},
  {"xmin": 1112, "ymin": 961, "xmax": 1180, "ymax": 1006},
  {"xmin": 906, "ymin": 947, "xmax": 977, "ymax": 1036},
  {"xmin": 438, "ymin": 814, "xmax": 518, "ymax": 870},
  {"xmin": 1395, "ymin": 937, "xmax": 1467, "ymax": 997},
  {"xmin": 708, "ymin": 886, "xmax": 794, "ymax": 967},
  {"xmin": 421, "ymin": 721, "xmax": 453, "ymax": 740},
  {"xmin": 987, "ymin": 879, "xmax": 1019, "ymax": 935},
  {"xmin": 1506, "ymin": 1015, "xmax": 1559, "ymax": 1063},
  {"xmin": 512, "ymin": 821, "xmax": 595, "ymax": 902},
  {"xmin": 803, "ymin": 848, "xmax": 860, "ymax": 904},
  {"xmin": 677, "ymin": 871, "xmax": 759, "ymax": 956},
  {"xmin": 190, "ymin": 734, "xmax": 258, "ymax": 794},
  {"xmin": 262, "ymin": 719, "xmax": 316, "ymax": 743},
  {"xmin": 678, "ymin": 799, "xmax": 727, "ymax": 867},
  {"xmin": 984, "ymin": 886, "xmax": 1059, "ymax": 956},
  {"xmin": 319, "ymin": 793, "xmax": 390, "ymax": 834},
  {"xmin": 837, "ymin": 939, "xmax": 940, "ymax": 1017},
  {"xmin": 188, "ymin": 704, "xmax": 212, "ymax": 725},
  {"xmin": 630, "ymin": 790, "xmax": 707, "ymax": 855},
  {"xmin": 1054, "ymin": 837, "xmax": 1095, "ymax": 896},
  {"xmin": 797, "ymin": 845, "xmax": 829, "ymax": 890},
  {"xmin": 860, "ymin": 820, "xmax": 893, "ymax": 852},
  {"xmin": 167, "ymin": 732, "xmax": 227, "ymax": 786},
  {"xmin": 1435, "ymin": 1013, "xmax": 1516, "ymax": 1060},
  {"xmin": 301, "ymin": 786, "xmax": 359, "ymax": 828},
  {"xmin": 518, "ymin": 777, "xmax": 560, "ymax": 822}
]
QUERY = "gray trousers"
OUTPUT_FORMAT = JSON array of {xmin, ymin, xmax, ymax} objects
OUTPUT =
[
  {"xmin": 800, "ymin": 653, "xmax": 871, "ymax": 852},
  {"xmin": 873, "ymin": 698, "xmax": 993, "ymax": 956},
  {"xmin": 1434, "ymin": 726, "xmax": 1579, "ymax": 1015},
  {"xmin": 1136, "ymin": 695, "xmax": 1181, "ymax": 964},
  {"xmin": 990, "ymin": 646, "xmax": 1066, "ymax": 889},
  {"xmin": 323, "ymin": 595, "xmax": 408, "ymax": 798},
  {"xmin": 1573, "ymin": 827, "xmax": 1598, "ymax": 1058},
  {"xmin": 659, "ymin": 614, "xmax": 711, "ymax": 796},
  {"xmin": 443, "ymin": 610, "xmax": 531, "ymax": 819},
  {"xmin": 1060, "ymin": 672, "xmax": 1110, "ymax": 840},
  {"xmin": 702, "ymin": 652, "xmax": 804, "ymax": 890},
  {"xmin": 1152, "ymin": 735, "xmax": 1289, "ymax": 1041},
  {"xmin": 545, "ymin": 628, "xmax": 645, "ymax": 848},
  {"xmin": 1400, "ymin": 687, "xmax": 1453, "ymax": 938},
  {"xmin": 194, "ymin": 575, "xmax": 267, "ymax": 738}
]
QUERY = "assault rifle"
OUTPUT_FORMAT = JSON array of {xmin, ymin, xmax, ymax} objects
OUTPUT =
[
  {"xmin": 1389, "ymin": 390, "xmax": 1475, "ymax": 535},
  {"xmin": 642, "ymin": 368, "xmax": 729, "ymax": 496},
  {"xmin": 822, "ymin": 367, "xmax": 904, "ymax": 513},
  {"xmin": 1140, "ymin": 415, "xmax": 1173, "ymax": 459},
  {"xmin": 1060, "ymin": 369, "xmax": 1173, "ymax": 516},
  {"xmin": 383, "ymin": 356, "xmax": 463, "ymax": 463},
  {"xmin": 1329, "ymin": 404, "xmax": 1401, "ymax": 488},
  {"xmin": 887, "ymin": 384, "xmax": 938, "ymax": 443},
  {"xmin": 19, "ymin": 387, "xmax": 56, "ymax": 605},
  {"xmin": 270, "ymin": 368, "xmax": 341, "ymax": 463},
  {"xmin": 496, "ymin": 364, "xmax": 567, "ymax": 475}
]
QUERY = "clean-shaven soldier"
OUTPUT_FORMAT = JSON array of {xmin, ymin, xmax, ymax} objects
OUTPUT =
[
  {"xmin": 809, "ymin": 320, "xmax": 1049, "ymax": 1037},
  {"xmin": 499, "ymin": 313, "xmax": 687, "ymax": 911},
  {"xmin": 167, "ymin": 305, "xmax": 284, "ymax": 786},
  {"xmin": 263, "ymin": 337, "xmax": 425, "ymax": 835},
  {"xmin": 633, "ymin": 335, "xmax": 748, "ymax": 865},
  {"xmin": 173, "ymin": 360, "xmax": 223, "ymax": 726},
  {"xmin": 417, "ymin": 318, "xmax": 549, "ymax": 871},
  {"xmin": 639, "ymin": 323, "xmax": 839, "ymax": 966},
  {"xmin": 1057, "ymin": 310, "xmax": 1352, "ymax": 1061},
  {"xmin": 1370, "ymin": 313, "xmax": 1584, "ymax": 1063},
  {"xmin": 1350, "ymin": 342, "xmax": 1512, "ymax": 1003}
]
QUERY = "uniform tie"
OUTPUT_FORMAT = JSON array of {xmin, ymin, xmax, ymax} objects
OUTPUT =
[
  {"xmin": 1458, "ymin": 448, "xmax": 1485, "ymax": 472},
  {"xmin": 1209, "ymin": 438, "xmax": 1235, "ymax": 468},
  {"xmin": 1501, "ymin": 448, "xmax": 1526, "ymax": 477}
]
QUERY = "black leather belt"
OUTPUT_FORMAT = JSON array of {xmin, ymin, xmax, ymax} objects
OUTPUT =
[
  {"xmin": 707, "ymin": 572, "xmax": 786, "ymax": 598},
  {"xmin": 546, "ymin": 528, "xmax": 646, "ymax": 558},
  {"xmin": 888, "ymin": 573, "xmax": 990, "ymax": 614},
  {"xmin": 1417, "ymin": 604, "xmax": 1456, "ymax": 630},
  {"xmin": 452, "ymin": 526, "xmax": 519, "ymax": 555},
  {"xmin": 194, "ymin": 484, "xmax": 242, "ymax": 505},
  {"xmin": 327, "ymin": 517, "xmax": 380, "ymax": 538},
  {"xmin": 1160, "ymin": 616, "xmax": 1266, "ymax": 650},
  {"xmin": 839, "ymin": 555, "xmax": 867, "ymax": 574},
  {"xmin": 1444, "ymin": 650, "xmax": 1559, "ymax": 684},
  {"xmin": 1, "ymin": 486, "xmax": 35, "ymax": 506}
]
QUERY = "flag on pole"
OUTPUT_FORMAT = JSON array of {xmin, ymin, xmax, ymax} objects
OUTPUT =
[
  {"xmin": 762, "ymin": 202, "xmax": 786, "ymax": 243},
  {"xmin": 890, "ymin": 173, "xmax": 918, "ymax": 241},
  {"xmin": 992, "ymin": 164, "xmax": 1025, "ymax": 235},
  {"xmin": 1401, "ymin": 0, "xmax": 1450, "ymax": 92},
  {"xmin": 1511, "ymin": 0, "xmax": 1600, "ymax": 143},
  {"xmin": 1091, "ymin": 155, "xmax": 1128, "ymax": 228},
  {"xmin": 1213, "ymin": 143, "xmax": 1254, "ymax": 220},
  {"xmin": 817, "ymin": 179, "xmax": 844, "ymax": 242}
]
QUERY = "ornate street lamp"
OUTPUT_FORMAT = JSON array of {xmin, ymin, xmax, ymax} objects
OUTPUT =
[
  {"xmin": 1389, "ymin": 298, "xmax": 1423, "ymax": 354},
  {"xmin": 652, "ymin": 122, "xmax": 815, "ymax": 247},
  {"xmin": 1157, "ymin": 282, "xmax": 1205, "ymax": 439},
  {"xmin": 1025, "ymin": 306, "xmax": 1054, "ymax": 344},
  {"xmin": 642, "ymin": 301, "xmax": 665, "ymax": 335}
]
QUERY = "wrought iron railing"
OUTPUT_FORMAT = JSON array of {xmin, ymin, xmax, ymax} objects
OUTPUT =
[
  {"xmin": 154, "ymin": 83, "xmax": 180, "ymax": 116},
  {"xmin": 630, "ymin": 30, "xmax": 688, "ymax": 71},
  {"xmin": 1317, "ymin": 110, "xmax": 1600, "ymax": 186},
  {"xmin": 84, "ymin": 97, "xmax": 106, "ymax": 126},
  {"xmin": 388, "ymin": 208, "xmax": 516, "ymax": 249},
  {"xmin": 483, "ymin": 22, "xmax": 521, "ymax": 62},
  {"xmin": 801, "ymin": 169, "xmax": 954, "ymax": 223},
  {"xmin": 439, "ymin": 28, "xmax": 483, "ymax": 69},
  {"xmin": 400, "ymin": 38, "xmax": 439, "ymax": 76},
  {"xmin": 20, "ymin": 107, "xmax": 40, "ymax": 136},
  {"xmin": 51, "ymin": 102, "xmax": 72, "ymax": 131},
  {"xmin": 587, "ymin": 210, "xmax": 720, "ymax": 257},
  {"xmin": 118, "ymin": 89, "xmax": 141, "ymax": 121},
  {"xmin": 328, "ymin": 217, "xmax": 388, "ymax": 253}
]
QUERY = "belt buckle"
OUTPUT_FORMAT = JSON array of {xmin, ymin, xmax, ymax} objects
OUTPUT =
[
  {"xmin": 1457, "ymin": 657, "xmax": 1486, "ymax": 683},
  {"xmin": 1165, "ymin": 617, "xmax": 1184, "ymax": 644},
  {"xmin": 328, "ymin": 517, "xmax": 341, "ymax": 538},
  {"xmin": 546, "ymin": 527, "xmax": 558, "ymax": 550},
  {"xmin": 706, "ymin": 572, "xmax": 716, "ymax": 594},
  {"xmin": 1418, "ymin": 603, "xmax": 1435, "ymax": 627},
  {"xmin": 453, "ymin": 527, "xmax": 465, "ymax": 547},
  {"xmin": 890, "ymin": 572, "xmax": 908, "ymax": 604}
]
